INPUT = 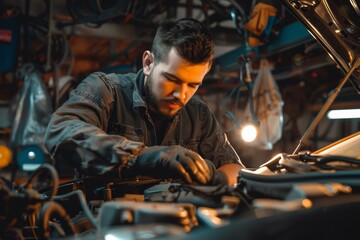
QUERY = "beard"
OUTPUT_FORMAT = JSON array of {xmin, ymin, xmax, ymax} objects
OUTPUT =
[
  {"xmin": 144, "ymin": 72, "xmax": 183, "ymax": 118},
  {"xmin": 145, "ymin": 73, "xmax": 161, "ymax": 114}
]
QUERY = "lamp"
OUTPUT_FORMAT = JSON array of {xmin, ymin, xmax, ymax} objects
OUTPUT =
[
  {"xmin": 223, "ymin": 56, "xmax": 259, "ymax": 143},
  {"xmin": 327, "ymin": 109, "xmax": 360, "ymax": 119},
  {"xmin": 241, "ymin": 124, "xmax": 258, "ymax": 142},
  {"xmin": 225, "ymin": 110, "xmax": 259, "ymax": 143}
]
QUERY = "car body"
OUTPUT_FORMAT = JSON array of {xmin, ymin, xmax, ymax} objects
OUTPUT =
[{"xmin": 238, "ymin": 0, "xmax": 360, "ymax": 202}]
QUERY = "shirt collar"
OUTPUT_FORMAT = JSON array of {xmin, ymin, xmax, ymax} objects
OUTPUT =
[{"xmin": 132, "ymin": 69, "xmax": 147, "ymax": 109}]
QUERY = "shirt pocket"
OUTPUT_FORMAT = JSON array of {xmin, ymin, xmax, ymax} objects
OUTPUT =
[{"xmin": 111, "ymin": 123, "xmax": 144, "ymax": 142}]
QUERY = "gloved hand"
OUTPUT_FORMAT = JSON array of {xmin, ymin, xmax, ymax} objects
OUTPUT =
[{"xmin": 134, "ymin": 145, "xmax": 212, "ymax": 184}]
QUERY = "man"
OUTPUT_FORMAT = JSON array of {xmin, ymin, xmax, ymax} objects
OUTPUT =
[{"xmin": 44, "ymin": 18, "xmax": 244, "ymax": 186}]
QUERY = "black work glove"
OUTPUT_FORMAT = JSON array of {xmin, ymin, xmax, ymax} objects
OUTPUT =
[{"xmin": 133, "ymin": 145, "xmax": 212, "ymax": 184}]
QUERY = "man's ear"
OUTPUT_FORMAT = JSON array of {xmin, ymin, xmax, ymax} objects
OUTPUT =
[{"xmin": 142, "ymin": 50, "xmax": 154, "ymax": 75}]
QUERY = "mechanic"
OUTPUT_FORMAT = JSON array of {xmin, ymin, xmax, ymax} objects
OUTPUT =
[{"xmin": 44, "ymin": 18, "xmax": 244, "ymax": 186}]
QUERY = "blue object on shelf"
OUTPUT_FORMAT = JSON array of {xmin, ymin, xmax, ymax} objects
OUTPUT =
[
  {"xmin": 17, "ymin": 145, "xmax": 45, "ymax": 172},
  {"xmin": 0, "ymin": 14, "xmax": 20, "ymax": 72}
]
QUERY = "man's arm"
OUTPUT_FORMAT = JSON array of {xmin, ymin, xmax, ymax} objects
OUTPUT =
[
  {"xmin": 218, "ymin": 163, "xmax": 243, "ymax": 186},
  {"xmin": 196, "ymin": 100, "xmax": 245, "ymax": 185},
  {"xmin": 44, "ymin": 72, "xmax": 144, "ymax": 176}
]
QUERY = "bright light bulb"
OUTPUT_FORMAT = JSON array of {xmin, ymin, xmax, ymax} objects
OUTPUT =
[{"xmin": 241, "ymin": 124, "xmax": 257, "ymax": 142}]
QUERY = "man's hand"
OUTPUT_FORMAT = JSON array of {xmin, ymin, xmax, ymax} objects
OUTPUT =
[{"xmin": 134, "ymin": 145, "xmax": 212, "ymax": 184}]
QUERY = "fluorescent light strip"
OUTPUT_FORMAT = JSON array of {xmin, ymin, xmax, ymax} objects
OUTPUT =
[{"xmin": 327, "ymin": 109, "xmax": 360, "ymax": 119}]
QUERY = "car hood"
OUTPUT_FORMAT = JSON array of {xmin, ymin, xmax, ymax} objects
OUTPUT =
[{"xmin": 279, "ymin": 0, "xmax": 360, "ymax": 93}]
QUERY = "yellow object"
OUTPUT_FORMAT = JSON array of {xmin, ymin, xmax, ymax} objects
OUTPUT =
[
  {"xmin": 245, "ymin": 2, "xmax": 278, "ymax": 47},
  {"xmin": 246, "ymin": 3, "xmax": 277, "ymax": 36},
  {"xmin": 248, "ymin": 36, "xmax": 262, "ymax": 47},
  {"xmin": 0, "ymin": 145, "xmax": 12, "ymax": 168}
]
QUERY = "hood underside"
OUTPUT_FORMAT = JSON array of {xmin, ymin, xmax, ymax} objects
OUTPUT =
[{"xmin": 279, "ymin": 0, "xmax": 360, "ymax": 92}]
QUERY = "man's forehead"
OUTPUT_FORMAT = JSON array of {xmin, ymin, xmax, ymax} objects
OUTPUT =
[{"xmin": 157, "ymin": 55, "xmax": 208, "ymax": 81}]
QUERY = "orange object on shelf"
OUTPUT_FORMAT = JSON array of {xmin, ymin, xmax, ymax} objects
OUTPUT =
[{"xmin": 0, "ymin": 145, "xmax": 12, "ymax": 168}]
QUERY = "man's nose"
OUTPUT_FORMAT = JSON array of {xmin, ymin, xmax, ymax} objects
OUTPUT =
[{"xmin": 173, "ymin": 84, "xmax": 187, "ymax": 100}]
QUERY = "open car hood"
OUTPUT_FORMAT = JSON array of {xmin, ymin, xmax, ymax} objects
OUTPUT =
[{"xmin": 279, "ymin": 0, "xmax": 360, "ymax": 93}]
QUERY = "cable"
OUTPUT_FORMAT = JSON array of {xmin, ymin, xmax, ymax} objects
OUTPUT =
[
  {"xmin": 245, "ymin": 81, "xmax": 260, "ymax": 126},
  {"xmin": 38, "ymin": 201, "xmax": 77, "ymax": 240},
  {"xmin": 53, "ymin": 190, "xmax": 97, "ymax": 229},
  {"xmin": 24, "ymin": 163, "xmax": 59, "ymax": 201},
  {"xmin": 27, "ymin": 212, "xmax": 39, "ymax": 240}
]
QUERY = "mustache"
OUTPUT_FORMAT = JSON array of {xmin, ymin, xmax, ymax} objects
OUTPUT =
[{"xmin": 163, "ymin": 98, "xmax": 185, "ymax": 107}]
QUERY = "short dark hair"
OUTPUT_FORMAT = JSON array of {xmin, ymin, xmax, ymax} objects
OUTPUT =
[{"xmin": 151, "ymin": 18, "xmax": 215, "ymax": 66}]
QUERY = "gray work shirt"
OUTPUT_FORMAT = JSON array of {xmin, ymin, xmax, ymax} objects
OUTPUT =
[{"xmin": 44, "ymin": 69, "xmax": 242, "ymax": 176}]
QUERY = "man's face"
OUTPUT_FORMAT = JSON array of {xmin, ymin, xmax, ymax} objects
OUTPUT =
[{"xmin": 143, "ymin": 48, "xmax": 210, "ymax": 117}]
